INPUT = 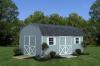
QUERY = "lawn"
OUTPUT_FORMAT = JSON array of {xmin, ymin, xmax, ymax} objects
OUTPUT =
[{"xmin": 0, "ymin": 46, "xmax": 100, "ymax": 66}]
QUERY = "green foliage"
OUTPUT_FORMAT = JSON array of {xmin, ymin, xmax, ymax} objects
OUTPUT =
[
  {"xmin": 24, "ymin": 11, "xmax": 65, "ymax": 25},
  {"xmin": 89, "ymin": 0, "xmax": 100, "ymax": 22},
  {"xmin": 0, "ymin": 19, "xmax": 21, "ymax": 46},
  {"xmin": 13, "ymin": 47, "xmax": 23, "ymax": 56},
  {"xmin": 75, "ymin": 49, "xmax": 82, "ymax": 54},
  {"xmin": 72, "ymin": 49, "xmax": 82, "ymax": 56},
  {"xmin": 25, "ymin": 11, "xmax": 45, "ymax": 24},
  {"xmin": 42, "ymin": 43, "xmax": 49, "ymax": 51},
  {"xmin": 49, "ymin": 51, "xmax": 56, "ymax": 58},
  {"xmin": 48, "ymin": 13, "xmax": 64, "ymax": 25},
  {"xmin": 89, "ymin": 0, "xmax": 100, "ymax": 45},
  {"xmin": 42, "ymin": 43, "xmax": 49, "ymax": 56},
  {"xmin": 0, "ymin": 0, "xmax": 18, "ymax": 22},
  {"xmin": 66, "ymin": 13, "xmax": 86, "ymax": 28},
  {"xmin": 0, "ymin": 0, "xmax": 20, "ymax": 46}
]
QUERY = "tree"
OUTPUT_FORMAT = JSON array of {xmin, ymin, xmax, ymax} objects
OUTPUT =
[
  {"xmin": 66, "ymin": 13, "xmax": 86, "ymax": 28},
  {"xmin": 24, "ymin": 11, "xmax": 45, "ymax": 24},
  {"xmin": 49, "ymin": 13, "xmax": 64, "ymax": 25},
  {"xmin": 0, "ymin": 0, "xmax": 19, "ymax": 46},
  {"xmin": 0, "ymin": 0, "xmax": 18, "ymax": 22},
  {"xmin": 89, "ymin": 0, "xmax": 100, "ymax": 22},
  {"xmin": 24, "ymin": 12, "xmax": 65, "ymax": 25},
  {"xmin": 89, "ymin": 0, "xmax": 100, "ymax": 45}
]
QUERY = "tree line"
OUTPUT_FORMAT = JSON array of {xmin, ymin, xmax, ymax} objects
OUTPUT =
[{"xmin": 0, "ymin": 0, "xmax": 100, "ymax": 46}]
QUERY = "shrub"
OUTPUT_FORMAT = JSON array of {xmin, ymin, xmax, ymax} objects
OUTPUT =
[
  {"xmin": 72, "ymin": 49, "xmax": 82, "ymax": 56},
  {"xmin": 13, "ymin": 47, "xmax": 23, "ymax": 56},
  {"xmin": 42, "ymin": 43, "xmax": 49, "ymax": 56},
  {"xmin": 42, "ymin": 43, "xmax": 49, "ymax": 51},
  {"xmin": 49, "ymin": 51, "xmax": 56, "ymax": 58},
  {"xmin": 75, "ymin": 49, "xmax": 82, "ymax": 54}
]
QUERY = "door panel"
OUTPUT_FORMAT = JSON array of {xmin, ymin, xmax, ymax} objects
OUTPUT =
[
  {"xmin": 24, "ymin": 36, "xmax": 29, "ymax": 45},
  {"xmin": 66, "ymin": 45, "xmax": 72, "ymax": 54},
  {"xmin": 59, "ymin": 45, "xmax": 66, "ymax": 55},
  {"xmin": 24, "ymin": 45, "xmax": 30, "ymax": 55},
  {"xmin": 30, "ymin": 46, "xmax": 36, "ymax": 55},
  {"xmin": 24, "ymin": 35, "xmax": 36, "ymax": 56},
  {"xmin": 59, "ymin": 37, "xmax": 66, "ymax": 55},
  {"xmin": 59, "ymin": 37, "xmax": 72, "ymax": 55},
  {"xmin": 30, "ymin": 36, "xmax": 35, "ymax": 46}
]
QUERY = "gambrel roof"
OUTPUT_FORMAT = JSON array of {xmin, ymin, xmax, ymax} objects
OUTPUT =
[{"xmin": 35, "ymin": 24, "xmax": 84, "ymax": 36}]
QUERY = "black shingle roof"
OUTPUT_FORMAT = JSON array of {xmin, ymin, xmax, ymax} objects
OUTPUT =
[{"xmin": 36, "ymin": 24, "xmax": 84, "ymax": 36}]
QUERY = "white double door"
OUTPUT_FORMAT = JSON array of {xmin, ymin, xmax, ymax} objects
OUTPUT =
[
  {"xmin": 59, "ymin": 37, "xmax": 72, "ymax": 55},
  {"xmin": 24, "ymin": 35, "xmax": 36, "ymax": 56}
]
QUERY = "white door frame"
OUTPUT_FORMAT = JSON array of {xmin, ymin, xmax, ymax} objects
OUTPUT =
[
  {"xmin": 59, "ymin": 36, "xmax": 66, "ymax": 55},
  {"xmin": 59, "ymin": 36, "xmax": 72, "ymax": 55},
  {"xmin": 24, "ymin": 35, "xmax": 36, "ymax": 56}
]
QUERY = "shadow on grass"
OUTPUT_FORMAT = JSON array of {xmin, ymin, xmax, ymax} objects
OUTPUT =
[
  {"xmin": 25, "ymin": 53, "xmax": 90, "ymax": 62},
  {"xmin": 81, "ymin": 53, "xmax": 90, "ymax": 55},
  {"xmin": 26, "ymin": 56, "xmax": 65, "ymax": 62},
  {"xmin": 72, "ymin": 52, "xmax": 90, "ymax": 56}
]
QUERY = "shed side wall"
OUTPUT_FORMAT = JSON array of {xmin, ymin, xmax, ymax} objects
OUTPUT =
[{"xmin": 41, "ymin": 36, "xmax": 83, "ymax": 55}]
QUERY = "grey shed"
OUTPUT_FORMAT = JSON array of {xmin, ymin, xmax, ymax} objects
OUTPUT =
[{"xmin": 19, "ymin": 23, "xmax": 84, "ymax": 57}]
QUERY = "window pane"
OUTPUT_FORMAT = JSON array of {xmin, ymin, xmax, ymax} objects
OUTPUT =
[
  {"xmin": 49, "ymin": 42, "xmax": 53, "ymax": 45},
  {"xmin": 76, "ymin": 41, "xmax": 79, "ymax": 44},
  {"xmin": 49, "ymin": 38, "xmax": 54, "ymax": 45},
  {"xmin": 24, "ymin": 36, "xmax": 29, "ymax": 45},
  {"xmin": 49, "ymin": 38, "xmax": 53, "ymax": 41},
  {"xmin": 75, "ymin": 38, "xmax": 79, "ymax": 44},
  {"xmin": 76, "ymin": 38, "xmax": 79, "ymax": 40}
]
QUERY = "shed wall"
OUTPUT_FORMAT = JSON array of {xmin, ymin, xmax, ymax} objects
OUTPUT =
[
  {"xmin": 19, "ymin": 24, "xmax": 42, "ymax": 56},
  {"xmin": 41, "ymin": 36, "xmax": 83, "ymax": 55}
]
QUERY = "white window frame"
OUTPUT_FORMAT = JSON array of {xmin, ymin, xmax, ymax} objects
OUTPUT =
[
  {"xmin": 47, "ymin": 37, "xmax": 56, "ymax": 46},
  {"xmin": 74, "ymin": 37, "xmax": 80, "ymax": 44}
]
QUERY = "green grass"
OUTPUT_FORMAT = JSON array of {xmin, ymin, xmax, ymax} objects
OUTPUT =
[{"xmin": 0, "ymin": 46, "xmax": 100, "ymax": 66}]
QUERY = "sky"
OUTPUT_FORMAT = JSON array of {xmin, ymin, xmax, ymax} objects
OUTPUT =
[{"xmin": 12, "ymin": 0, "xmax": 95, "ymax": 20}]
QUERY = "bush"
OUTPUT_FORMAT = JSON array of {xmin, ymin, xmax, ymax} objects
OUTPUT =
[
  {"xmin": 49, "ymin": 51, "xmax": 56, "ymax": 58},
  {"xmin": 42, "ymin": 43, "xmax": 49, "ymax": 56},
  {"xmin": 13, "ymin": 47, "xmax": 23, "ymax": 56},
  {"xmin": 75, "ymin": 49, "xmax": 82, "ymax": 54},
  {"xmin": 72, "ymin": 49, "xmax": 82, "ymax": 56},
  {"xmin": 42, "ymin": 43, "xmax": 49, "ymax": 50}
]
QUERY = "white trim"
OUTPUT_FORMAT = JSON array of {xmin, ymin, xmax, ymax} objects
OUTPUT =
[
  {"xmin": 59, "ymin": 36, "xmax": 73, "ymax": 55},
  {"xmin": 59, "ymin": 36, "xmax": 60, "ymax": 55},
  {"xmin": 41, "ymin": 36, "xmax": 43, "ymax": 55},
  {"xmin": 65, "ymin": 37, "xmax": 66, "ymax": 54},
  {"xmin": 47, "ymin": 36, "xmax": 56, "ymax": 46},
  {"xmin": 66, "ymin": 45, "xmax": 72, "ymax": 54},
  {"xmin": 59, "ymin": 36, "xmax": 66, "ymax": 55},
  {"xmin": 74, "ymin": 37, "xmax": 80, "ymax": 44},
  {"xmin": 24, "ymin": 35, "xmax": 36, "ymax": 56},
  {"xmin": 29, "ymin": 35, "xmax": 30, "ymax": 55},
  {"xmin": 24, "ymin": 35, "xmax": 30, "ymax": 55},
  {"xmin": 41, "ymin": 36, "xmax": 43, "ymax": 44}
]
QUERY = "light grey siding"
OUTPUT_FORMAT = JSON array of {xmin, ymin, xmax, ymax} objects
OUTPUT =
[
  {"xmin": 65, "ymin": 36, "xmax": 83, "ymax": 53},
  {"xmin": 41, "ymin": 36, "xmax": 83, "ymax": 55},
  {"xmin": 19, "ymin": 24, "xmax": 42, "ymax": 56},
  {"xmin": 41, "ymin": 36, "xmax": 60, "ymax": 54},
  {"xmin": 72, "ymin": 36, "xmax": 84, "ymax": 53}
]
